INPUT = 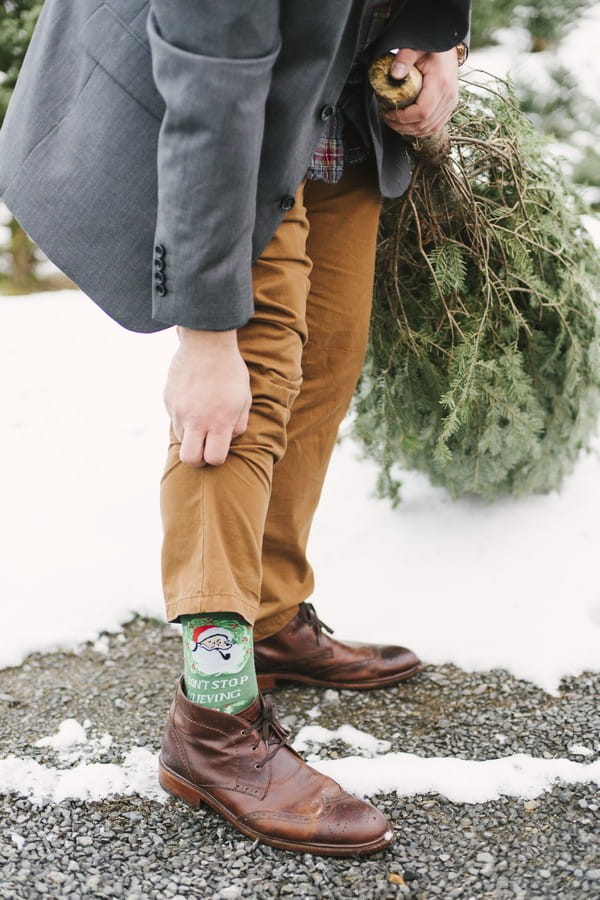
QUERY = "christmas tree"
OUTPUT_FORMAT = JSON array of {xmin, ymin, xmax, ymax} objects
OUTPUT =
[{"xmin": 353, "ymin": 78, "xmax": 600, "ymax": 502}]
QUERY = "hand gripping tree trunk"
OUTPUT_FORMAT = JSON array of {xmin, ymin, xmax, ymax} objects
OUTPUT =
[{"xmin": 368, "ymin": 55, "xmax": 450, "ymax": 168}]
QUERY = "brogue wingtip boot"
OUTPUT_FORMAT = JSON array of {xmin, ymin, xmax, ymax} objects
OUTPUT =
[
  {"xmin": 158, "ymin": 678, "xmax": 394, "ymax": 856},
  {"xmin": 254, "ymin": 602, "xmax": 422, "ymax": 690}
]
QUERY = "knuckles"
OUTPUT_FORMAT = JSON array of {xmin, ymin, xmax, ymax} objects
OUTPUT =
[{"xmin": 179, "ymin": 450, "xmax": 206, "ymax": 468}]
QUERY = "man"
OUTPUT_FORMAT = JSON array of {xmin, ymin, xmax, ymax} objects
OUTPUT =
[{"xmin": 0, "ymin": 0, "xmax": 470, "ymax": 856}]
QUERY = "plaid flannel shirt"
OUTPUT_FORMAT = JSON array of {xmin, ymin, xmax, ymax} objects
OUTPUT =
[{"xmin": 306, "ymin": 0, "xmax": 397, "ymax": 183}]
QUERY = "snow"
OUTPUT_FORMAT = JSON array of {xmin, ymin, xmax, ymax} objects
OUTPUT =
[
  {"xmin": 568, "ymin": 744, "xmax": 595, "ymax": 758},
  {"xmin": 310, "ymin": 435, "xmax": 600, "ymax": 694},
  {"xmin": 1, "ymin": 724, "xmax": 598, "ymax": 805},
  {"xmin": 469, "ymin": 5, "xmax": 600, "ymax": 95},
  {"xmin": 0, "ymin": 747, "xmax": 164, "ymax": 805},
  {"xmin": 33, "ymin": 718, "xmax": 114, "ymax": 770},
  {"xmin": 1, "ymin": 288, "xmax": 599, "ymax": 697},
  {"xmin": 294, "ymin": 724, "xmax": 391, "ymax": 757},
  {"xmin": 35, "ymin": 718, "xmax": 88, "ymax": 751},
  {"xmin": 312, "ymin": 751, "xmax": 600, "ymax": 804},
  {"xmin": 0, "ymin": 290, "xmax": 174, "ymax": 666},
  {"xmin": 468, "ymin": 5, "xmax": 600, "ymax": 204}
]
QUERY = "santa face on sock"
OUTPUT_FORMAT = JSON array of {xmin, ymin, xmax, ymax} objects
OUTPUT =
[{"xmin": 188, "ymin": 625, "xmax": 246, "ymax": 674}]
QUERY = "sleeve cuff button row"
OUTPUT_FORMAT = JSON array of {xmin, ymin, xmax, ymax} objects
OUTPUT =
[{"xmin": 154, "ymin": 243, "xmax": 168, "ymax": 296}]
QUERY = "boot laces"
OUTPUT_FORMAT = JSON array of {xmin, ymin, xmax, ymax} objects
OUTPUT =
[
  {"xmin": 248, "ymin": 695, "xmax": 291, "ymax": 769},
  {"xmin": 298, "ymin": 602, "xmax": 334, "ymax": 645}
]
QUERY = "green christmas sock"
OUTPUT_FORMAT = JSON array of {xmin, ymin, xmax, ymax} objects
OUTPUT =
[{"xmin": 181, "ymin": 613, "xmax": 259, "ymax": 716}]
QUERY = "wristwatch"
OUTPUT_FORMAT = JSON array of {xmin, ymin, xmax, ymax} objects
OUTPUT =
[{"xmin": 455, "ymin": 42, "xmax": 468, "ymax": 67}]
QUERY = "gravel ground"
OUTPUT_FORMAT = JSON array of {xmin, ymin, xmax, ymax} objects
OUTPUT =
[{"xmin": 0, "ymin": 617, "xmax": 598, "ymax": 900}]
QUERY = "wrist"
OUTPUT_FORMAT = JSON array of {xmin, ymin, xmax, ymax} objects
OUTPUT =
[{"xmin": 177, "ymin": 326, "xmax": 238, "ymax": 348}]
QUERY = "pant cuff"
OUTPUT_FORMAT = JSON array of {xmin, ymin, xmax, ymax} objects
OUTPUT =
[{"xmin": 165, "ymin": 592, "xmax": 258, "ymax": 627}]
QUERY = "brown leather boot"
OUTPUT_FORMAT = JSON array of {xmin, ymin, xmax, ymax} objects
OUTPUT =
[
  {"xmin": 159, "ymin": 679, "xmax": 393, "ymax": 856},
  {"xmin": 254, "ymin": 602, "xmax": 422, "ymax": 690}
]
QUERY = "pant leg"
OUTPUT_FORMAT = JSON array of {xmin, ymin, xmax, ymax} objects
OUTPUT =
[
  {"xmin": 160, "ymin": 181, "xmax": 312, "ymax": 624},
  {"xmin": 254, "ymin": 158, "xmax": 382, "ymax": 640}
]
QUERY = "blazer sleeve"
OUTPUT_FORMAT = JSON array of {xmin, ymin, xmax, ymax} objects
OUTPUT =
[
  {"xmin": 403, "ymin": 0, "xmax": 470, "ymax": 50},
  {"xmin": 146, "ymin": 0, "xmax": 280, "ymax": 330},
  {"xmin": 375, "ymin": 0, "xmax": 471, "ymax": 57}
]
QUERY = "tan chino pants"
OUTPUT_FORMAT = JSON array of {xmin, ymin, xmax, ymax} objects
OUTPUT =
[{"xmin": 160, "ymin": 159, "xmax": 382, "ymax": 640}]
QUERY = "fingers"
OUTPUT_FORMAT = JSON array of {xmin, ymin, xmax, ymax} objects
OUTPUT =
[
  {"xmin": 384, "ymin": 90, "xmax": 450, "ymax": 137},
  {"xmin": 178, "ymin": 424, "xmax": 234, "ymax": 467},
  {"xmin": 178, "ymin": 404, "xmax": 250, "ymax": 468},
  {"xmin": 200, "ymin": 398, "xmax": 251, "ymax": 465},
  {"xmin": 390, "ymin": 48, "xmax": 423, "ymax": 80},
  {"xmin": 203, "ymin": 425, "xmax": 235, "ymax": 467},
  {"xmin": 179, "ymin": 424, "xmax": 207, "ymax": 467},
  {"xmin": 382, "ymin": 49, "xmax": 459, "ymax": 137}
]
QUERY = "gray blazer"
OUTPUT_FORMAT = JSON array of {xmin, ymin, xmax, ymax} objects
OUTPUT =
[{"xmin": 0, "ymin": 0, "xmax": 470, "ymax": 333}]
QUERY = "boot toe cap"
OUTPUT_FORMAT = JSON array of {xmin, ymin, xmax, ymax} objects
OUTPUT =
[
  {"xmin": 317, "ymin": 792, "xmax": 394, "ymax": 851},
  {"xmin": 381, "ymin": 645, "xmax": 422, "ymax": 671},
  {"xmin": 238, "ymin": 791, "xmax": 393, "ymax": 854}
]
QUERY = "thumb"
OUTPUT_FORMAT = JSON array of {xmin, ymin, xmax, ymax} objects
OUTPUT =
[{"xmin": 390, "ymin": 48, "xmax": 421, "ymax": 80}]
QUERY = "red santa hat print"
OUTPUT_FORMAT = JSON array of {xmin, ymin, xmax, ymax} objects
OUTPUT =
[
  {"xmin": 189, "ymin": 625, "xmax": 234, "ymax": 657},
  {"xmin": 191, "ymin": 625, "xmax": 218, "ymax": 646}
]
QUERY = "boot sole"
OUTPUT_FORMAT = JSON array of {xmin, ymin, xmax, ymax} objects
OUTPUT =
[
  {"xmin": 256, "ymin": 661, "xmax": 423, "ymax": 691},
  {"xmin": 158, "ymin": 759, "xmax": 394, "ymax": 857}
]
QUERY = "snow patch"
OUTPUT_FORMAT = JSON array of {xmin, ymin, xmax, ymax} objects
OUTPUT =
[
  {"xmin": 1, "ymin": 743, "xmax": 597, "ymax": 806},
  {"xmin": 294, "ymin": 724, "xmax": 600, "ymax": 802},
  {"xmin": 35, "ymin": 719, "xmax": 87, "ymax": 751},
  {"xmin": 0, "ymin": 748, "xmax": 164, "ymax": 805},
  {"xmin": 35, "ymin": 718, "xmax": 114, "ymax": 765},
  {"xmin": 294, "ymin": 724, "xmax": 391, "ymax": 757},
  {"xmin": 568, "ymin": 744, "xmax": 595, "ymax": 758},
  {"xmin": 312, "ymin": 752, "xmax": 600, "ymax": 804}
]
